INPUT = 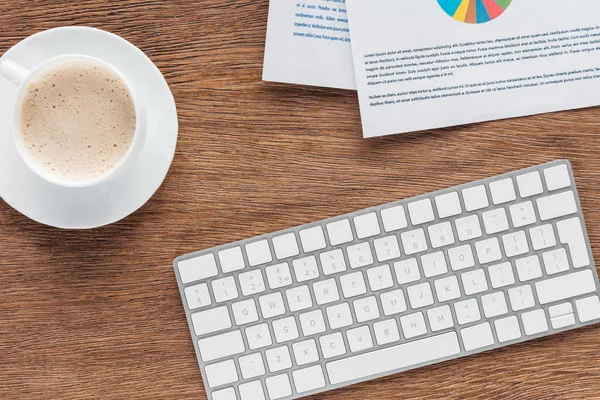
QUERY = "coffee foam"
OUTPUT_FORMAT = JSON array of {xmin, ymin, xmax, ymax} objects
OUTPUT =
[{"xmin": 20, "ymin": 60, "xmax": 136, "ymax": 183}]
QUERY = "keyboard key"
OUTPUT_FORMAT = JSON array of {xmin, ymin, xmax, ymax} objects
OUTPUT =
[
  {"xmin": 542, "ymin": 248, "xmax": 569, "ymax": 275},
  {"xmin": 461, "ymin": 322, "xmax": 494, "ymax": 351},
  {"xmin": 536, "ymin": 270, "xmax": 597, "ymax": 305},
  {"xmin": 205, "ymin": 359, "xmax": 238, "ymax": 388},
  {"xmin": 488, "ymin": 262, "xmax": 515, "ymax": 288},
  {"xmin": 408, "ymin": 198, "xmax": 435, "ymax": 225},
  {"xmin": 482, "ymin": 208, "xmax": 509, "ymax": 235},
  {"xmin": 239, "ymin": 353, "xmax": 265, "ymax": 379},
  {"xmin": 455, "ymin": 215, "xmax": 482, "ymax": 241},
  {"xmin": 455, "ymin": 298, "xmax": 481, "ymax": 325},
  {"xmin": 286, "ymin": 286, "xmax": 312, "ymax": 312},
  {"xmin": 575, "ymin": 296, "xmax": 600, "ymax": 322},
  {"xmin": 198, "ymin": 330, "xmax": 245, "ymax": 362},
  {"xmin": 272, "ymin": 316, "xmax": 299, "ymax": 343},
  {"xmin": 292, "ymin": 365, "xmax": 326, "ymax": 393},
  {"xmin": 347, "ymin": 326, "xmax": 374, "ymax": 352},
  {"xmin": 239, "ymin": 270, "xmax": 265, "ymax": 296},
  {"xmin": 380, "ymin": 289, "xmax": 407, "ymax": 316},
  {"xmin": 212, "ymin": 276, "xmax": 239, "ymax": 303},
  {"xmin": 537, "ymin": 191, "xmax": 577, "ymax": 221},
  {"xmin": 320, "ymin": 249, "xmax": 347, "ymax": 275},
  {"xmin": 462, "ymin": 185, "xmax": 489, "ymax": 211},
  {"xmin": 266, "ymin": 374, "xmax": 293, "ymax": 400},
  {"xmin": 192, "ymin": 306, "xmax": 232, "ymax": 336},
  {"xmin": 401, "ymin": 228, "xmax": 428, "ymax": 255},
  {"xmin": 320, "ymin": 332, "xmax": 347, "ymax": 358},
  {"xmin": 354, "ymin": 296, "xmax": 380, "ymax": 322},
  {"xmin": 266, "ymin": 346, "xmax": 292, "ymax": 372},
  {"xmin": 374, "ymin": 235, "xmax": 401, "ymax": 262},
  {"xmin": 427, "ymin": 305, "xmax": 454, "ymax": 332},
  {"xmin": 421, "ymin": 251, "xmax": 448, "ymax": 278},
  {"xmin": 272, "ymin": 232, "xmax": 299, "ymax": 260},
  {"xmin": 299, "ymin": 310, "xmax": 326, "ymax": 336},
  {"xmin": 435, "ymin": 192, "xmax": 462, "ymax": 218},
  {"xmin": 299, "ymin": 226, "xmax": 326, "ymax": 253},
  {"xmin": 246, "ymin": 323, "xmax": 272, "ymax": 350},
  {"xmin": 347, "ymin": 242, "xmax": 374, "ymax": 269},
  {"xmin": 340, "ymin": 272, "xmax": 367, "ymax": 298},
  {"xmin": 407, "ymin": 282, "xmax": 434, "ymax": 309},
  {"xmin": 502, "ymin": 231, "xmax": 529, "ymax": 257},
  {"xmin": 517, "ymin": 171, "xmax": 543, "ymax": 198},
  {"xmin": 259, "ymin": 292, "xmax": 285, "ymax": 319},
  {"xmin": 515, "ymin": 256, "xmax": 542, "ymax": 282},
  {"xmin": 490, "ymin": 178, "xmax": 516, "ymax": 205},
  {"xmin": 400, "ymin": 312, "xmax": 427, "ymax": 338},
  {"xmin": 367, "ymin": 264, "xmax": 394, "ymax": 291},
  {"xmin": 448, "ymin": 244, "xmax": 475, "ymax": 271},
  {"xmin": 326, "ymin": 303, "xmax": 353, "ymax": 329},
  {"xmin": 557, "ymin": 217, "xmax": 590, "ymax": 268},
  {"xmin": 292, "ymin": 339, "xmax": 319, "ymax": 366},
  {"xmin": 508, "ymin": 285, "xmax": 535, "ymax": 311},
  {"xmin": 529, "ymin": 224, "xmax": 556, "ymax": 250},
  {"xmin": 494, "ymin": 316, "xmax": 522, "ymax": 343},
  {"xmin": 475, "ymin": 238, "xmax": 502, "ymax": 264},
  {"xmin": 428, "ymin": 222, "xmax": 455, "ymax": 248},
  {"xmin": 265, "ymin": 263, "xmax": 293, "ymax": 289},
  {"xmin": 544, "ymin": 164, "xmax": 571, "ymax": 191},
  {"xmin": 481, "ymin": 292, "xmax": 508, "ymax": 318},
  {"xmin": 521, "ymin": 309, "xmax": 549, "ymax": 336},
  {"xmin": 218, "ymin": 247, "xmax": 245, "ymax": 273},
  {"xmin": 326, "ymin": 332, "xmax": 460, "ymax": 385},
  {"xmin": 232, "ymin": 299, "xmax": 259, "ymax": 325},
  {"xmin": 178, "ymin": 254, "xmax": 218, "ymax": 284},
  {"xmin": 245, "ymin": 240, "xmax": 272, "ymax": 267},
  {"xmin": 354, "ymin": 212, "xmax": 381, "ymax": 239},
  {"xmin": 374, "ymin": 319, "xmax": 401, "ymax": 345},
  {"xmin": 212, "ymin": 388, "xmax": 236, "ymax": 400},
  {"xmin": 313, "ymin": 278, "xmax": 340, "ymax": 305},
  {"xmin": 434, "ymin": 276, "xmax": 461, "ymax": 302},
  {"xmin": 326, "ymin": 219, "xmax": 353, "ymax": 246},
  {"xmin": 380, "ymin": 205, "xmax": 408, "ymax": 232},
  {"xmin": 293, "ymin": 256, "xmax": 320, "ymax": 282},
  {"xmin": 239, "ymin": 381, "xmax": 265, "ymax": 400},
  {"xmin": 184, "ymin": 283, "xmax": 211, "ymax": 310},
  {"xmin": 509, "ymin": 201, "xmax": 537, "ymax": 228},
  {"xmin": 394, "ymin": 258, "xmax": 421, "ymax": 284},
  {"xmin": 461, "ymin": 269, "xmax": 488, "ymax": 295},
  {"xmin": 549, "ymin": 303, "xmax": 575, "ymax": 329}
]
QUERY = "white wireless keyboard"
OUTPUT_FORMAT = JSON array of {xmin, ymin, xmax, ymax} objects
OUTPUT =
[{"xmin": 174, "ymin": 160, "xmax": 600, "ymax": 400}]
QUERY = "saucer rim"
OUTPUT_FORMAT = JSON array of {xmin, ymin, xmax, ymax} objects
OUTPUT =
[{"xmin": 0, "ymin": 26, "xmax": 179, "ymax": 229}]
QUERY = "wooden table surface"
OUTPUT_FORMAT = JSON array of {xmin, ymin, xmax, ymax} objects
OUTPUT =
[{"xmin": 2, "ymin": 1, "xmax": 600, "ymax": 399}]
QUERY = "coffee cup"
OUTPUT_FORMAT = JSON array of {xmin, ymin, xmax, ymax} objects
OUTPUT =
[{"xmin": 0, "ymin": 54, "xmax": 147, "ymax": 188}]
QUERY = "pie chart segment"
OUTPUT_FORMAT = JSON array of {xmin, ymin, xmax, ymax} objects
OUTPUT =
[
  {"xmin": 453, "ymin": 0, "xmax": 470, "ymax": 22},
  {"xmin": 437, "ymin": 0, "xmax": 512, "ymax": 24},
  {"xmin": 475, "ymin": 0, "xmax": 490, "ymax": 23}
]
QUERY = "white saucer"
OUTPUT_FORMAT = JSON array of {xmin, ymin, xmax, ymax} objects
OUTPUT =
[{"xmin": 0, "ymin": 27, "xmax": 178, "ymax": 229}]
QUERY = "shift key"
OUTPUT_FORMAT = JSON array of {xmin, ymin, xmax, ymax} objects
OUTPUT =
[{"xmin": 536, "ymin": 270, "xmax": 597, "ymax": 305}]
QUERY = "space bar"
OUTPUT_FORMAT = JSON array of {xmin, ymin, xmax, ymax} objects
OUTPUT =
[{"xmin": 326, "ymin": 332, "xmax": 461, "ymax": 385}]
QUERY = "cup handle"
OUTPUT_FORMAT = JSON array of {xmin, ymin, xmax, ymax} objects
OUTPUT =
[{"xmin": 0, "ymin": 59, "xmax": 30, "ymax": 86}]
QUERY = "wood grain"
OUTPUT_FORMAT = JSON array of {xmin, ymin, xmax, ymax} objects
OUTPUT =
[{"xmin": 1, "ymin": 1, "xmax": 600, "ymax": 399}]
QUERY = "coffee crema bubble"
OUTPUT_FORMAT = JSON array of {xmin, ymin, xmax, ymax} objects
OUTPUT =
[{"xmin": 19, "ymin": 60, "xmax": 136, "ymax": 183}]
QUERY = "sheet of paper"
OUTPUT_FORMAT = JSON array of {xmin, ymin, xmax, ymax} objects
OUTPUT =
[
  {"xmin": 263, "ymin": 0, "xmax": 356, "ymax": 90},
  {"xmin": 347, "ymin": 0, "xmax": 600, "ymax": 137}
]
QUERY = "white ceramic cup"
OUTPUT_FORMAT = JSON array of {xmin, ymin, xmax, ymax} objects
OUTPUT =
[{"xmin": 0, "ymin": 54, "xmax": 147, "ymax": 188}]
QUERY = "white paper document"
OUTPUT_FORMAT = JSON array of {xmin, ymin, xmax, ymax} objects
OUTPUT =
[
  {"xmin": 347, "ymin": 0, "xmax": 600, "ymax": 137},
  {"xmin": 263, "ymin": 0, "xmax": 356, "ymax": 90}
]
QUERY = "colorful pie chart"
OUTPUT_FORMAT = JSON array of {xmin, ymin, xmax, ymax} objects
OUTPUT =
[{"xmin": 437, "ymin": 0, "xmax": 512, "ymax": 24}]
